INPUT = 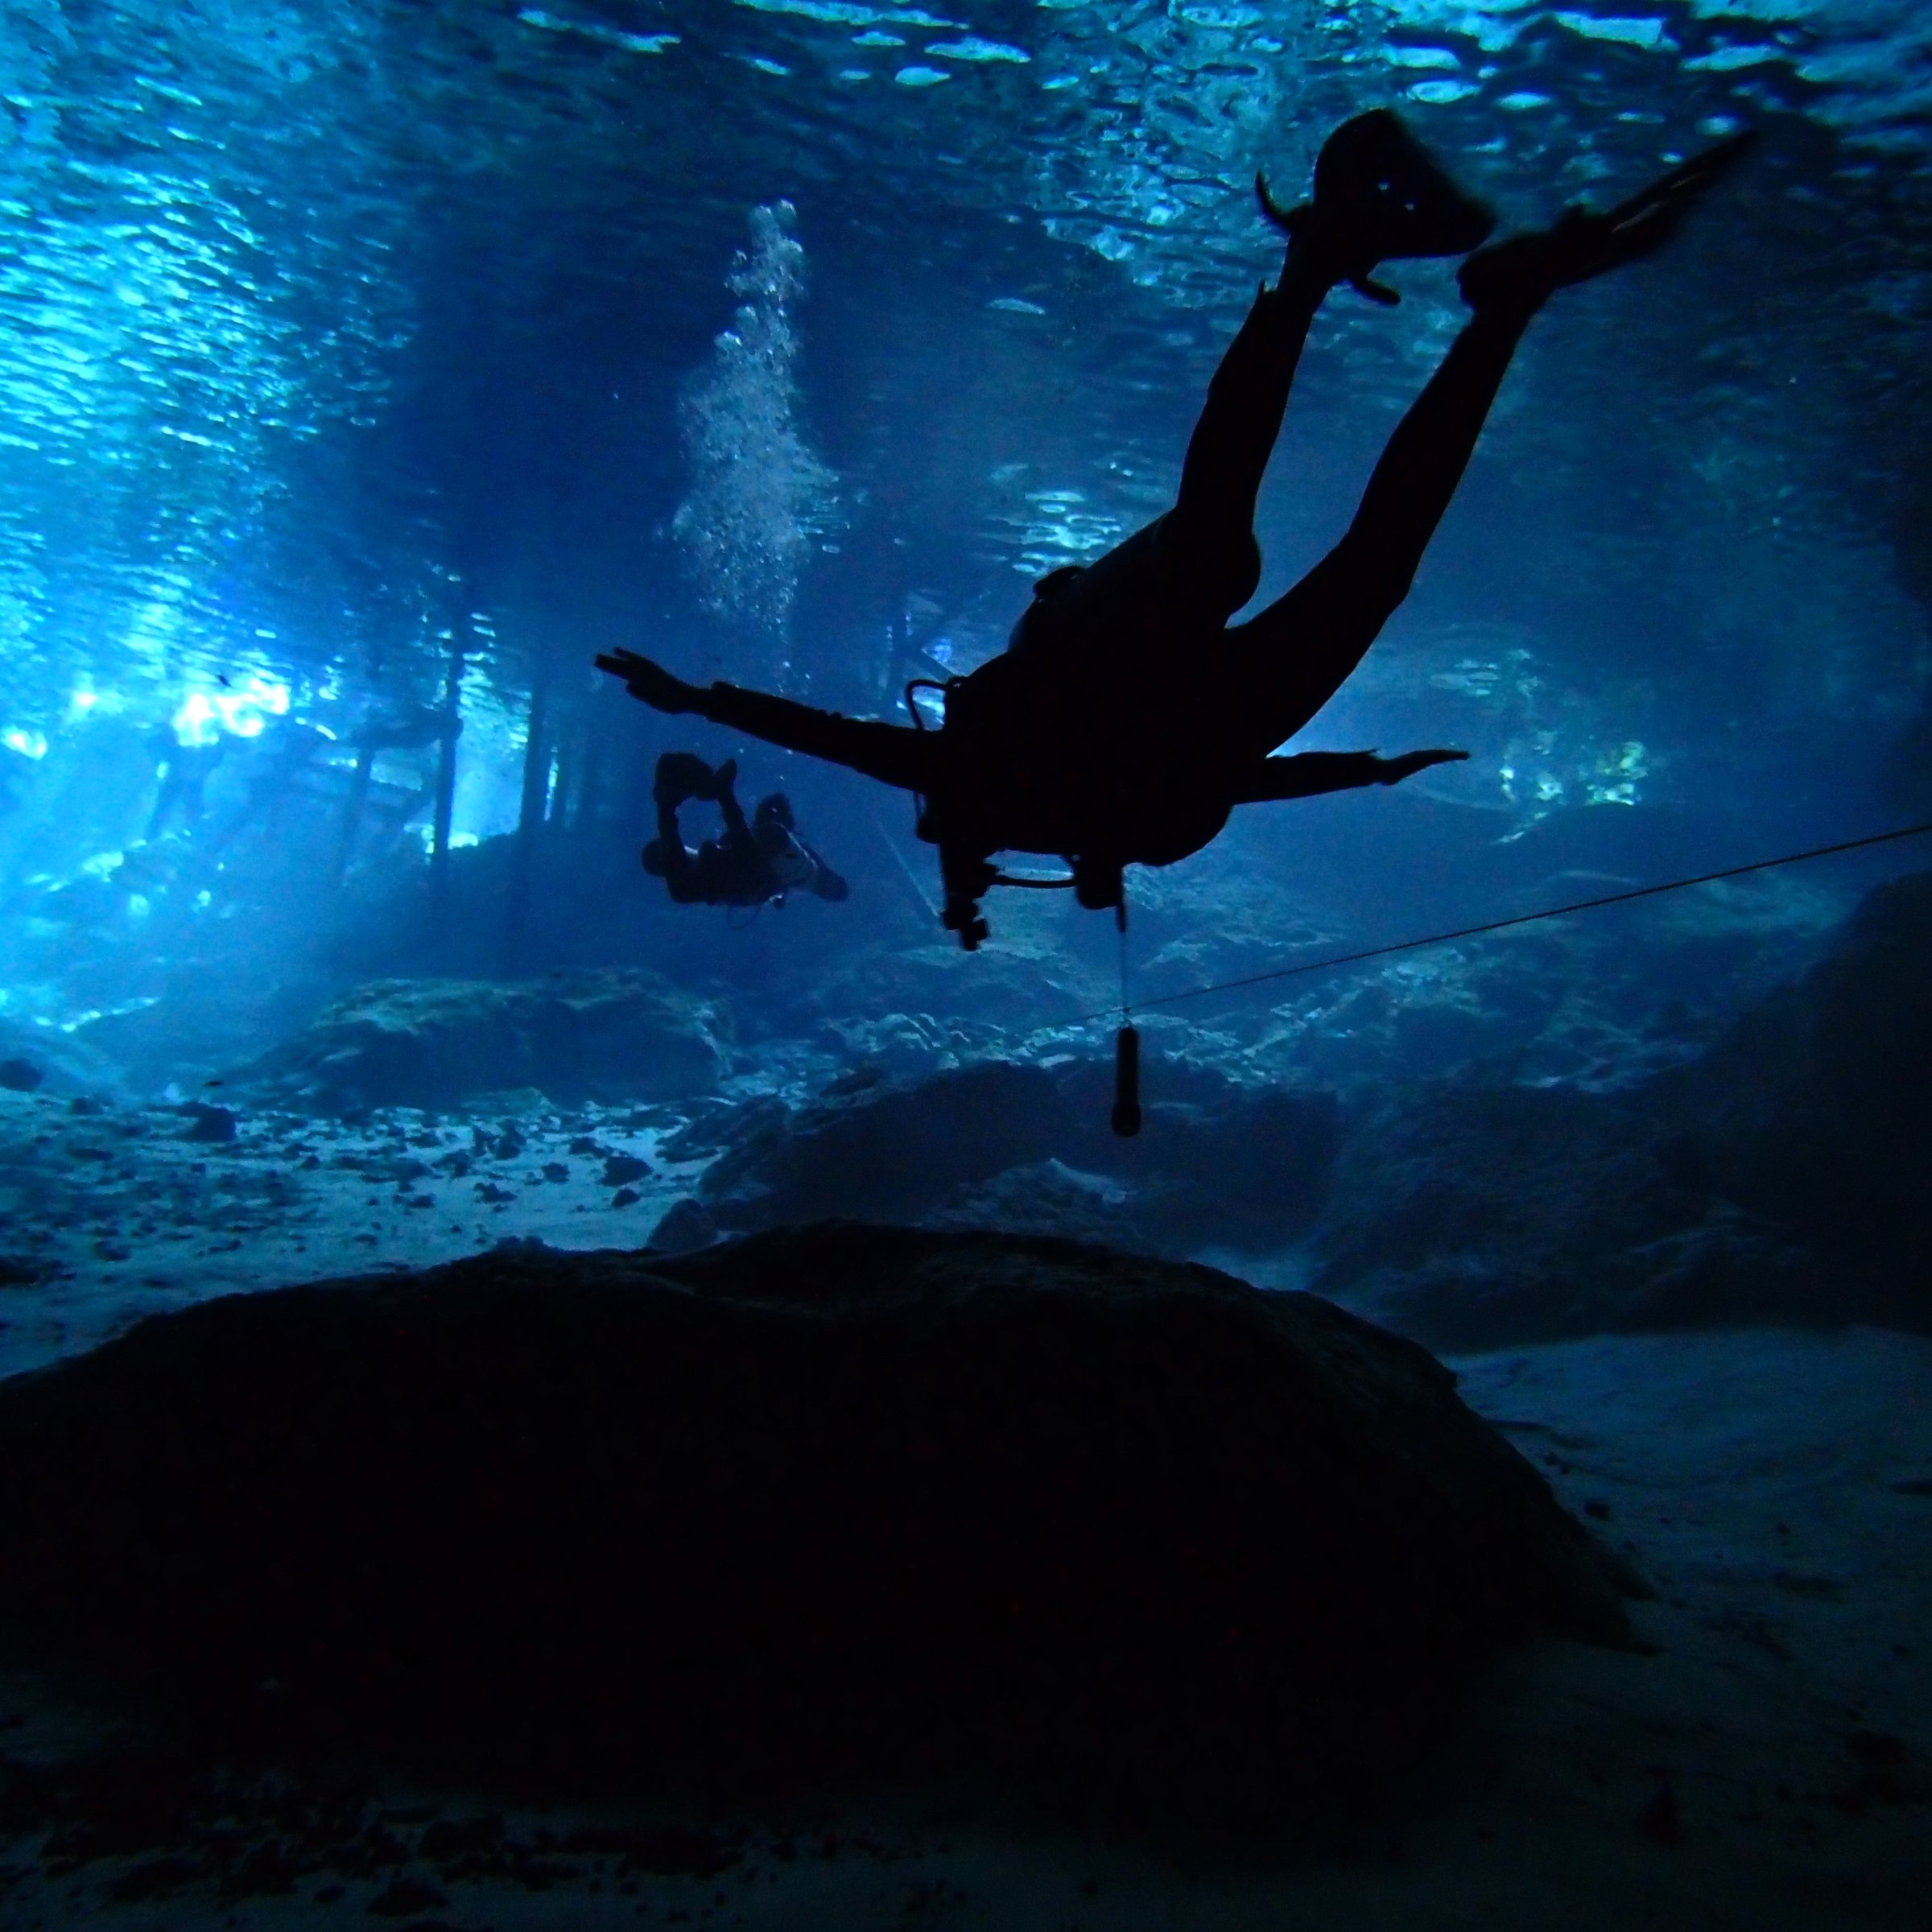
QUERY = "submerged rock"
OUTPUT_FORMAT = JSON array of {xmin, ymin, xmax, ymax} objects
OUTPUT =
[
  {"xmin": 179, "ymin": 1100, "xmax": 238, "ymax": 1144},
  {"xmin": 0, "ymin": 1017, "xmax": 126, "ymax": 1100},
  {"xmin": 1309, "ymin": 1080, "xmax": 1825, "ymax": 1349},
  {"xmin": 0, "ymin": 1224, "xmax": 1632, "ymax": 1824},
  {"xmin": 646, "ymin": 1195, "xmax": 717, "ymax": 1253},
  {"xmin": 691, "ymin": 1060, "xmax": 1079, "ymax": 1229},
  {"xmin": 686, "ymin": 1055, "xmax": 1340, "ymax": 1251},
  {"xmin": 1311, "ymin": 868, "xmax": 1932, "ymax": 1346},
  {"xmin": 1670, "ymin": 867, "xmax": 1932, "ymax": 1294},
  {"xmin": 225, "ymin": 971, "xmax": 729, "ymax": 1113},
  {"xmin": 926, "ymin": 1157, "xmax": 1148, "ymax": 1250}
]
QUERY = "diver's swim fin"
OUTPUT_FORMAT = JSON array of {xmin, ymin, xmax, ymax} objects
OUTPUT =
[
  {"xmin": 1258, "ymin": 109, "xmax": 1496, "ymax": 305},
  {"xmin": 1459, "ymin": 127, "xmax": 1758, "ymax": 312},
  {"xmin": 653, "ymin": 750, "xmax": 717, "ymax": 810}
]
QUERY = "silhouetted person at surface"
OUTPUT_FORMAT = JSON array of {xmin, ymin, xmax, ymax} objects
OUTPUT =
[
  {"xmin": 602, "ymin": 113, "xmax": 1756, "ymax": 948},
  {"xmin": 643, "ymin": 751, "xmax": 850, "ymax": 910},
  {"xmin": 143, "ymin": 724, "xmax": 227, "ymax": 844}
]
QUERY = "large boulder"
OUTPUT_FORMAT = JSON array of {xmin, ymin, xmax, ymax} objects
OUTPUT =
[
  {"xmin": 0, "ymin": 1224, "xmax": 1633, "ymax": 1823},
  {"xmin": 226, "ymin": 970, "xmax": 729, "ymax": 1113}
]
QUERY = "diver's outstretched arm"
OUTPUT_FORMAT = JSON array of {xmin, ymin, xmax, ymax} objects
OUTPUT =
[
  {"xmin": 1230, "ymin": 746, "xmax": 1466, "ymax": 804},
  {"xmin": 597, "ymin": 652, "xmax": 935, "ymax": 794}
]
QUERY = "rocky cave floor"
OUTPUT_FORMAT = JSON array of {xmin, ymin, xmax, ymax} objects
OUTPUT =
[
  {"xmin": 0, "ymin": 1323, "xmax": 1923, "ymax": 1930},
  {"xmin": 0, "ymin": 1080, "xmax": 1926, "ymax": 1928},
  {"xmin": 0, "ymin": 1083, "xmax": 711, "ymax": 1384}
]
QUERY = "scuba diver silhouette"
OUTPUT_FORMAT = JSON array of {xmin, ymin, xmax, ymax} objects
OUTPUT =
[
  {"xmin": 601, "ymin": 112, "xmax": 1755, "ymax": 948},
  {"xmin": 644, "ymin": 750, "xmax": 849, "ymax": 910}
]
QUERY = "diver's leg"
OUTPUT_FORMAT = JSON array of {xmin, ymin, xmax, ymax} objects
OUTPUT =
[
  {"xmin": 645, "ymin": 754, "xmax": 708, "ymax": 899},
  {"xmin": 1223, "ymin": 301, "xmax": 1533, "ymax": 751},
  {"xmin": 1163, "ymin": 252, "xmax": 1338, "ymax": 617},
  {"xmin": 650, "ymin": 811, "xmax": 705, "ymax": 902},
  {"xmin": 1223, "ymin": 133, "xmax": 1761, "ymax": 743},
  {"xmin": 712, "ymin": 759, "xmax": 750, "ymax": 840},
  {"xmin": 998, "ymin": 250, "xmax": 1336, "ymax": 668},
  {"xmin": 1164, "ymin": 110, "xmax": 1497, "ymax": 621},
  {"xmin": 645, "ymin": 827, "xmax": 705, "ymax": 902}
]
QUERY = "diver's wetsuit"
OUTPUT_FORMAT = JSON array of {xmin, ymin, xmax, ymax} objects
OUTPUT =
[
  {"xmin": 616, "ymin": 253, "xmax": 1525, "ymax": 934},
  {"xmin": 646, "ymin": 753, "xmax": 848, "ymax": 909}
]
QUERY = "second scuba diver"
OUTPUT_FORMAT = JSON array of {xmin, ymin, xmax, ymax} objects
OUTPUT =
[{"xmin": 644, "ymin": 750, "xmax": 849, "ymax": 911}]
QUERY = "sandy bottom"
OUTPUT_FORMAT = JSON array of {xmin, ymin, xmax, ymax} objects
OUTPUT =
[
  {"xmin": 0, "ymin": 1085, "xmax": 711, "ymax": 1383},
  {"xmin": 2, "ymin": 1090, "xmax": 1929, "ymax": 1930}
]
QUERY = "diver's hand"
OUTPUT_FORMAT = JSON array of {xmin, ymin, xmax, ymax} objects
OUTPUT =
[
  {"xmin": 1377, "ymin": 747, "xmax": 1468, "ymax": 785},
  {"xmin": 594, "ymin": 650, "xmax": 701, "ymax": 716}
]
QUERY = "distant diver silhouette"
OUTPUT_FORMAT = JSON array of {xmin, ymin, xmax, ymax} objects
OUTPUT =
[
  {"xmin": 644, "ymin": 750, "xmax": 850, "ymax": 910},
  {"xmin": 142, "ymin": 724, "xmax": 227, "ymax": 843},
  {"xmin": 602, "ymin": 112, "xmax": 1756, "ymax": 949}
]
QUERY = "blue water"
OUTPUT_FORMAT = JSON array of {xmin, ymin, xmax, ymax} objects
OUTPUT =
[
  {"xmin": 0, "ymin": 0, "xmax": 1926, "ymax": 1143},
  {"xmin": 2, "ymin": 10, "xmax": 1932, "ymax": 1922}
]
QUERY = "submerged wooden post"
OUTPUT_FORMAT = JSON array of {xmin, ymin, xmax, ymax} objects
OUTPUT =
[
  {"xmin": 504, "ymin": 654, "xmax": 553, "ymax": 972},
  {"xmin": 429, "ymin": 622, "xmax": 467, "ymax": 898},
  {"xmin": 332, "ymin": 745, "xmax": 374, "ymax": 882},
  {"xmin": 517, "ymin": 663, "xmax": 552, "ymax": 840}
]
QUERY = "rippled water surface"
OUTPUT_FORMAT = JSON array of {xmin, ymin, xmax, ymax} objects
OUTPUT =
[{"xmin": 0, "ymin": 0, "xmax": 1927, "ymax": 1049}]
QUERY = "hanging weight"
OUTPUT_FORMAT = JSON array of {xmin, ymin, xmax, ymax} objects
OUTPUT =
[{"xmin": 1111, "ymin": 1022, "xmax": 1141, "ymax": 1137}]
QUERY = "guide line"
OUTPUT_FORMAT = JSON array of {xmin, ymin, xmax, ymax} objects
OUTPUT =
[{"xmin": 1053, "ymin": 818, "xmax": 1932, "ymax": 1033}]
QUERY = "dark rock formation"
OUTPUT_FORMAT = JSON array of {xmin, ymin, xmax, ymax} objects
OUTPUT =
[
  {"xmin": 179, "ymin": 1100, "xmax": 238, "ymax": 1144},
  {"xmin": 683, "ymin": 1056, "xmax": 1340, "ymax": 1253},
  {"xmin": 1311, "ymin": 869, "xmax": 1932, "ymax": 1346},
  {"xmin": 0, "ymin": 1224, "xmax": 1633, "ymax": 1825},
  {"xmin": 926, "ymin": 1157, "xmax": 1149, "ymax": 1250},
  {"xmin": 1669, "ymin": 868, "xmax": 1932, "ymax": 1294},
  {"xmin": 225, "ymin": 970, "xmax": 729, "ymax": 1113},
  {"xmin": 646, "ymin": 1195, "xmax": 718, "ymax": 1253},
  {"xmin": 0, "ymin": 1016, "xmax": 123, "ymax": 1100},
  {"xmin": 1309, "ymin": 1081, "xmax": 1826, "ymax": 1349}
]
